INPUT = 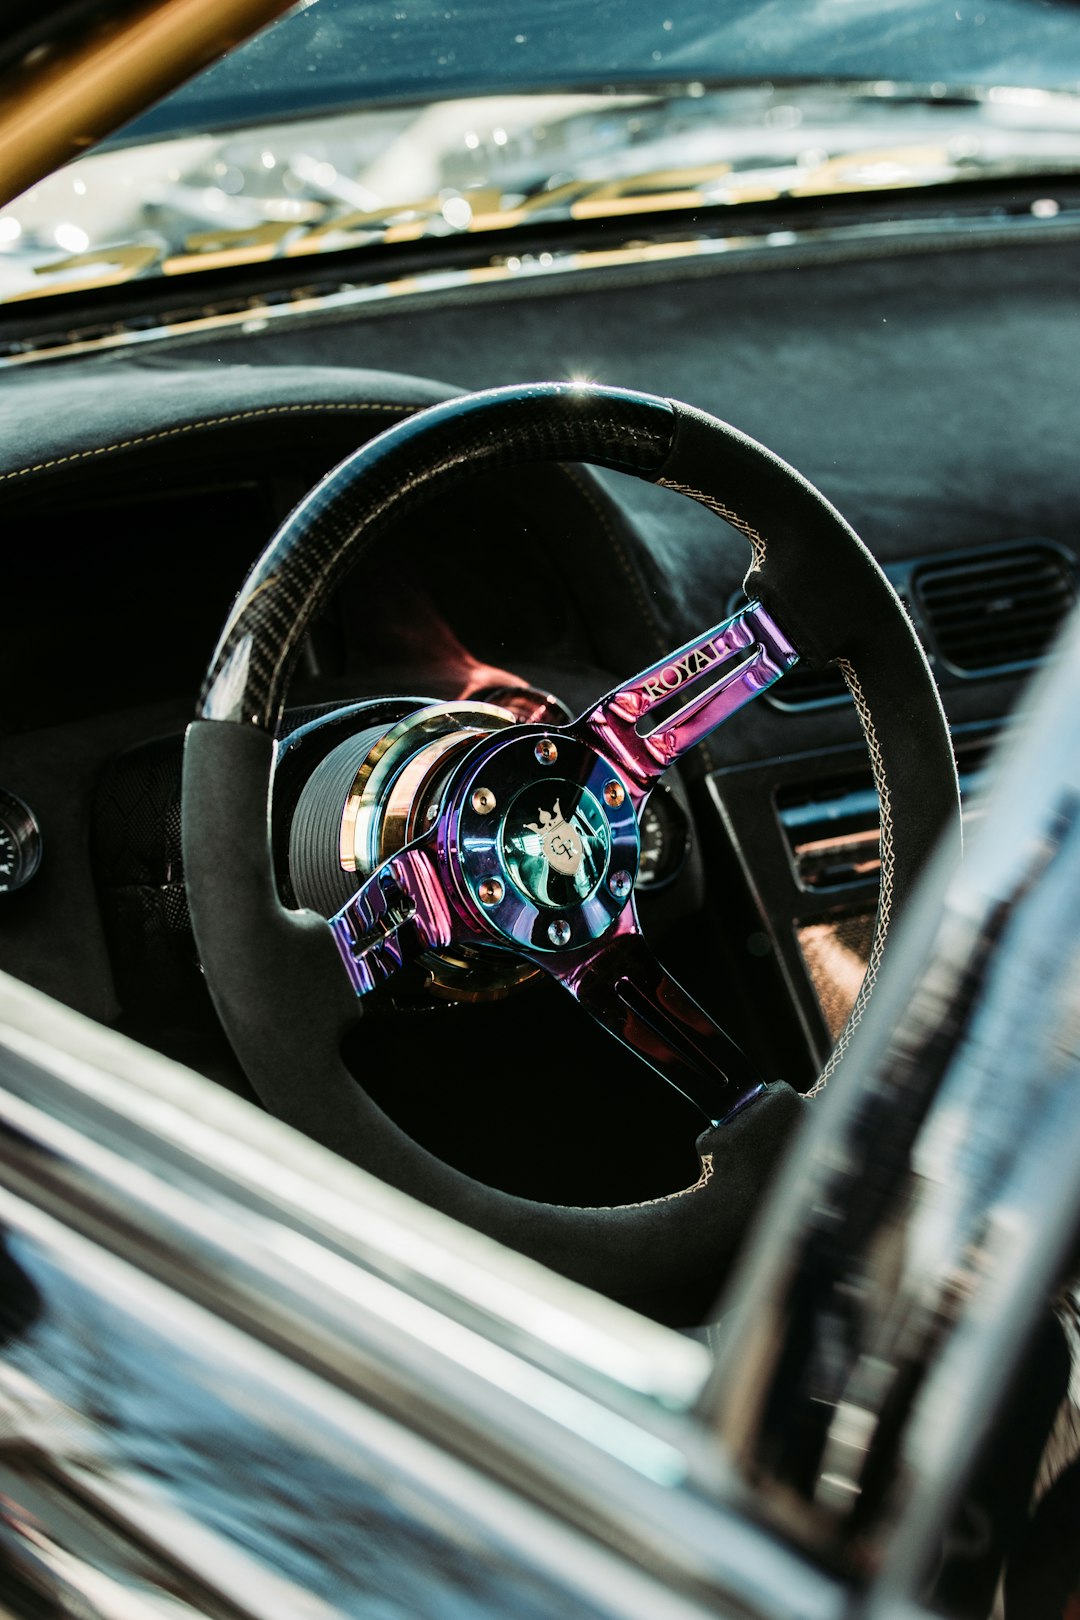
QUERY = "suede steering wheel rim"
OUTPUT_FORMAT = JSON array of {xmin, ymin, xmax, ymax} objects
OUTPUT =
[{"xmin": 181, "ymin": 382, "xmax": 960, "ymax": 1313}]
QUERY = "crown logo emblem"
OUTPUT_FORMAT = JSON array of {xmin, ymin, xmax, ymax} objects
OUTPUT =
[{"xmin": 525, "ymin": 798, "xmax": 582, "ymax": 877}]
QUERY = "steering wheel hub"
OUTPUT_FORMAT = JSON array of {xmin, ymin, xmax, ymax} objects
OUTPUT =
[
  {"xmin": 452, "ymin": 729, "xmax": 639, "ymax": 952},
  {"xmin": 289, "ymin": 700, "xmax": 542, "ymax": 1001},
  {"xmin": 501, "ymin": 779, "xmax": 610, "ymax": 908}
]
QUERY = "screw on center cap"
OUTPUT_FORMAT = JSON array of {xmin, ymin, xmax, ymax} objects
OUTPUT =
[{"xmin": 501, "ymin": 779, "xmax": 610, "ymax": 910}]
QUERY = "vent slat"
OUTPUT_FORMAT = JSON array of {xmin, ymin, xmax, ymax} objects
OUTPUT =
[
  {"xmin": 917, "ymin": 544, "xmax": 1075, "ymax": 674},
  {"xmin": 921, "ymin": 586, "xmax": 1071, "ymax": 617},
  {"xmin": 922, "ymin": 576, "xmax": 1071, "ymax": 611},
  {"xmin": 930, "ymin": 600, "xmax": 1073, "ymax": 634},
  {"xmin": 939, "ymin": 608, "xmax": 1068, "ymax": 638},
  {"xmin": 769, "ymin": 665, "xmax": 851, "ymax": 708},
  {"xmin": 919, "ymin": 557, "xmax": 1062, "ymax": 583},
  {"xmin": 920, "ymin": 557, "xmax": 1062, "ymax": 588}
]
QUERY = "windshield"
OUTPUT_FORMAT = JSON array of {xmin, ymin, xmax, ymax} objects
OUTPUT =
[
  {"xmin": 123, "ymin": 0, "xmax": 1080, "ymax": 142},
  {"xmin": 4, "ymin": 0, "xmax": 1080, "ymax": 311}
]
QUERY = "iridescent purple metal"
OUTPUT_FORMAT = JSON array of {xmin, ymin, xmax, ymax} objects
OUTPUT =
[
  {"xmin": 329, "ymin": 836, "xmax": 459, "ymax": 996},
  {"xmin": 539, "ymin": 902, "xmax": 766, "ymax": 1124},
  {"xmin": 451, "ymin": 728, "xmax": 640, "ymax": 954},
  {"xmin": 577, "ymin": 602, "xmax": 799, "ymax": 796},
  {"xmin": 325, "ymin": 601, "xmax": 799, "ymax": 1118}
]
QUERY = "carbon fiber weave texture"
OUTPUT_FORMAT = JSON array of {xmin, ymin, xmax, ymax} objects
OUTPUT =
[{"xmin": 199, "ymin": 383, "xmax": 675, "ymax": 731}]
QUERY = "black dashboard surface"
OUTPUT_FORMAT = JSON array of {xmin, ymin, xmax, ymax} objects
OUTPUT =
[
  {"xmin": 5, "ymin": 232, "xmax": 1076, "ymax": 726},
  {"xmin": 0, "ymin": 228, "xmax": 1075, "ymax": 1154},
  {"xmin": 74, "ymin": 233, "xmax": 1080, "ymax": 586}
]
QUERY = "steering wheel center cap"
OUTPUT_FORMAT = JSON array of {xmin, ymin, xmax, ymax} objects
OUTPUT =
[
  {"xmin": 502, "ymin": 780, "xmax": 610, "ymax": 909},
  {"xmin": 453, "ymin": 731, "xmax": 640, "ymax": 953}
]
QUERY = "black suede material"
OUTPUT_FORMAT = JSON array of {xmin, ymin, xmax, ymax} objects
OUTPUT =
[
  {"xmin": 183, "ymin": 719, "xmax": 805, "ymax": 1312},
  {"xmin": 0, "ymin": 364, "xmax": 453, "ymax": 489},
  {"xmin": 658, "ymin": 402, "xmax": 962, "ymax": 914}
]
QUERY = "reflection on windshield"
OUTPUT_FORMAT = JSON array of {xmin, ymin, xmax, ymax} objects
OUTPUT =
[
  {"xmin": 121, "ymin": 0, "xmax": 1080, "ymax": 146},
  {"xmin": 3, "ymin": 80, "xmax": 1080, "ymax": 304}
]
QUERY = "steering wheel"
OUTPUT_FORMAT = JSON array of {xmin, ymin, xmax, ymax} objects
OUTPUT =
[{"xmin": 182, "ymin": 383, "xmax": 959, "ymax": 1313}]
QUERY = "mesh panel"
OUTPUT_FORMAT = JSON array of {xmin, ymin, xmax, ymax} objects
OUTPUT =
[{"xmin": 796, "ymin": 911, "xmax": 876, "ymax": 1040}]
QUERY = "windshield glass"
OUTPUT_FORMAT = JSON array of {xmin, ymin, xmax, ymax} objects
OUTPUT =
[
  {"xmin": 4, "ymin": 0, "xmax": 1080, "ymax": 310},
  {"xmin": 125, "ymin": 0, "xmax": 1080, "ymax": 142}
]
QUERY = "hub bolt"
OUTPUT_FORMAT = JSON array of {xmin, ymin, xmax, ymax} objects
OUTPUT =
[
  {"xmin": 603, "ymin": 780, "xmax": 625, "ymax": 808},
  {"xmin": 534, "ymin": 738, "xmax": 558, "ymax": 765},
  {"xmin": 471, "ymin": 787, "xmax": 497, "ymax": 814},
  {"xmin": 547, "ymin": 918, "xmax": 572, "ymax": 947},
  {"xmin": 478, "ymin": 878, "xmax": 504, "ymax": 906},
  {"xmin": 609, "ymin": 870, "xmax": 633, "ymax": 900}
]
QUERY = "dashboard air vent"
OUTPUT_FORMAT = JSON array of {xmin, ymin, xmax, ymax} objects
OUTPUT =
[
  {"xmin": 915, "ymin": 543, "xmax": 1076, "ymax": 675},
  {"xmin": 766, "ymin": 663, "xmax": 852, "ymax": 710}
]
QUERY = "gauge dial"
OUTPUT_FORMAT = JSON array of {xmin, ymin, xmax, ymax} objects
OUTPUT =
[
  {"xmin": 635, "ymin": 786, "xmax": 690, "ymax": 892},
  {"xmin": 0, "ymin": 789, "xmax": 42, "ymax": 895}
]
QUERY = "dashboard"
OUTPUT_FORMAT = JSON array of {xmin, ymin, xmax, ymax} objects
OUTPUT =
[{"xmin": 0, "ymin": 223, "xmax": 1076, "ymax": 1212}]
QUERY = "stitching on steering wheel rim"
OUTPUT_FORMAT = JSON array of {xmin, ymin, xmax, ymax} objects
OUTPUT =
[
  {"xmin": 657, "ymin": 475, "xmax": 768, "ymax": 570},
  {"xmin": 657, "ymin": 475, "xmax": 897, "ymax": 1099},
  {"xmin": 810, "ymin": 656, "xmax": 896, "ymax": 1095}
]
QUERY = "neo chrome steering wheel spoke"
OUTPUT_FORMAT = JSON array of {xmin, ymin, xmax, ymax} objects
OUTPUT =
[
  {"xmin": 537, "ymin": 903, "xmax": 766, "ymax": 1127},
  {"xmin": 329, "ymin": 832, "xmax": 459, "ymax": 996},
  {"xmin": 576, "ymin": 600, "xmax": 799, "ymax": 795}
]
